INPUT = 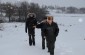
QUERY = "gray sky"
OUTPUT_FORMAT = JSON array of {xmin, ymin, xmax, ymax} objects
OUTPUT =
[{"xmin": 0, "ymin": 0, "xmax": 85, "ymax": 8}]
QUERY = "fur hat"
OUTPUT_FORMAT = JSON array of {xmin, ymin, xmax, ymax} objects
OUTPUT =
[{"xmin": 27, "ymin": 13, "xmax": 36, "ymax": 18}]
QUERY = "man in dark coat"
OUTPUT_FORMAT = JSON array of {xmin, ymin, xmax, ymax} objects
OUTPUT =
[
  {"xmin": 34, "ymin": 16, "xmax": 59, "ymax": 55},
  {"xmin": 35, "ymin": 16, "xmax": 47, "ymax": 49},
  {"xmin": 44, "ymin": 16, "xmax": 59, "ymax": 55},
  {"xmin": 25, "ymin": 13, "xmax": 37, "ymax": 46}
]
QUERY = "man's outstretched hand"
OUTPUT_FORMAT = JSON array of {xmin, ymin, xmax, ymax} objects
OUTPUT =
[{"xmin": 33, "ymin": 26, "xmax": 36, "ymax": 28}]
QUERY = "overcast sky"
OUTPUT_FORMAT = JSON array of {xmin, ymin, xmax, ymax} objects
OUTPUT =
[{"xmin": 0, "ymin": 0, "xmax": 85, "ymax": 8}]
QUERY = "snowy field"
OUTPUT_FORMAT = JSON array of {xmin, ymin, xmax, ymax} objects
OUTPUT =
[{"xmin": 0, "ymin": 12, "xmax": 85, "ymax": 55}]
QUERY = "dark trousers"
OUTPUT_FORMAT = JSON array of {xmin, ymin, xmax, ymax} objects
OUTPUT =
[
  {"xmin": 42, "ymin": 35, "xmax": 45, "ymax": 49},
  {"xmin": 46, "ymin": 38, "xmax": 55, "ymax": 55},
  {"xmin": 28, "ymin": 28, "xmax": 35, "ymax": 46},
  {"xmin": 41, "ymin": 31, "xmax": 47, "ymax": 49}
]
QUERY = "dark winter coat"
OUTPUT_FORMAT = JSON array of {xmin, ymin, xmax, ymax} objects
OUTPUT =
[
  {"xmin": 25, "ymin": 17, "xmax": 37, "ymax": 33},
  {"xmin": 44, "ymin": 22, "xmax": 59, "ymax": 42},
  {"xmin": 36, "ymin": 21, "xmax": 59, "ymax": 41}
]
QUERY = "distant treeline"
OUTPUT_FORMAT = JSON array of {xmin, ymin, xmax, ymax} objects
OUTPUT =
[
  {"xmin": 0, "ymin": 1, "xmax": 49, "ymax": 22},
  {"xmin": 43, "ymin": 5, "xmax": 85, "ymax": 14},
  {"xmin": 0, "ymin": 1, "xmax": 85, "ymax": 22}
]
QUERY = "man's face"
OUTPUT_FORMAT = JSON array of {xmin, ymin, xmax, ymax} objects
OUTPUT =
[{"xmin": 47, "ymin": 18, "xmax": 53, "ymax": 24}]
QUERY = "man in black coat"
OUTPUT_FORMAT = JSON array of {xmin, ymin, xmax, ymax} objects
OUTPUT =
[
  {"xmin": 44, "ymin": 16, "xmax": 59, "ymax": 55},
  {"xmin": 35, "ymin": 16, "xmax": 47, "ymax": 49},
  {"xmin": 25, "ymin": 13, "xmax": 37, "ymax": 46},
  {"xmin": 34, "ymin": 16, "xmax": 59, "ymax": 55}
]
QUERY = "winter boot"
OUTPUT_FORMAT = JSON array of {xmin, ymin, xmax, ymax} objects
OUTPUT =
[{"xmin": 50, "ymin": 54, "xmax": 54, "ymax": 55}]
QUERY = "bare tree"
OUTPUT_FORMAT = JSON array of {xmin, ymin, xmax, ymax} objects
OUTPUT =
[
  {"xmin": 20, "ymin": 1, "xmax": 29, "ymax": 21},
  {"xmin": 29, "ymin": 3, "xmax": 49, "ymax": 21},
  {"xmin": 5, "ymin": 3, "xmax": 15, "ymax": 22}
]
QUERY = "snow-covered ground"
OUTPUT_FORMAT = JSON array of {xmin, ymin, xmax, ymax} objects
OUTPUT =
[{"xmin": 0, "ymin": 12, "xmax": 85, "ymax": 55}]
